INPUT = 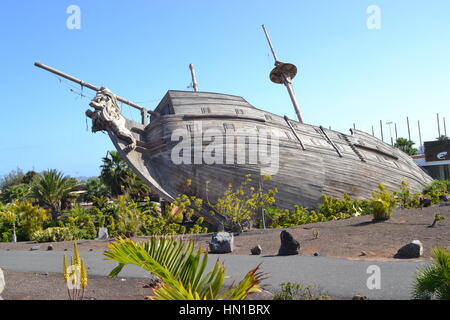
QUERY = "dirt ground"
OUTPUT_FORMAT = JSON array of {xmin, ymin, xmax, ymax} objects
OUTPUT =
[
  {"xmin": 1, "ymin": 270, "xmax": 153, "ymax": 300},
  {"xmin": 0, "ymin": 205, "xmax": 448, "ymax": 260},
  {"xmin": 1, "ymin": 206, "xmax": 448, "ymax": 300},
  {"xmin": 0, "ymin": 270, "xmax": 274, "ymax": 300}
]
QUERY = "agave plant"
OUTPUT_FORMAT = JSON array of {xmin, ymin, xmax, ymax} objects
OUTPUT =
[
  {"xmin": 412, "ymin": 247, "xmax": 450, "ymax": 300},
  {"xmin": 104, "ymin": 237, "xmax": 264, "ymax": 300}
]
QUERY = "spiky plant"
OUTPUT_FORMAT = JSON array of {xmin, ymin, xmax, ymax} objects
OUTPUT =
[
  {"xmin": 104, "ymin": 237, "xmax": 264, "ymax": 300},
  {"xmin": 412, "ymin": 247, "xmax": 450, "ymax": 300}
]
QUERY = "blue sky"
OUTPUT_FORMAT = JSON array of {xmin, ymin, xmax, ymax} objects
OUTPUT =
[{"xmin": 0, "ymin": 0, "xmax": 449, "ymax": 177}]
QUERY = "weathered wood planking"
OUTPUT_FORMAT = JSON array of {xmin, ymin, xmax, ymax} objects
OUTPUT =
[{"xmin": 109, "ymin": 91, "xmax": 433, "ymax": 225}]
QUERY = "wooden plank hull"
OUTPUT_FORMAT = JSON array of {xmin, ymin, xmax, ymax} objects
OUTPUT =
[{"xmin": 109, "ymin": 91, "xmax": 433, "ymax": 223}]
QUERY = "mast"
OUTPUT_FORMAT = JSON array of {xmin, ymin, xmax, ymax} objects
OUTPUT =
[
  {"xmin": 189, "ymin": 64, "xmax": 199, "ymax": 92},
  {"xmin": 34, "ymin": 62, "xmax": 158, "ymax": 124},
  {"xmin": 262, "ymin": 24, "xmax": 304, "ymax": 123}
]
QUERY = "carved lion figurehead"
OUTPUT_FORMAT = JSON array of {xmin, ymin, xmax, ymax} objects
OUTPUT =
[
  {"xmin": 85, "ymin": 87, "xmax": 137, "ymax": 153},
  {"xmin": 89, "ymin": 87, "xmax": 121, "ymax": 122}
]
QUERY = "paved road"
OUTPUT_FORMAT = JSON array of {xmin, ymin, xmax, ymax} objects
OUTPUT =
[{"xmin": 0, "ymin": 250, "xmax": 427, "ymax": 300}]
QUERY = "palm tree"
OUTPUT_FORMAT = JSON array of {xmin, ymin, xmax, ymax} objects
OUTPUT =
[
  {"xmin": 100, "ymin": 151, "xmax": 151, "ymax": 198},
  {"xmin": 394, "ymin": 137, "xmax": 418, "ymax": 156},
  {"xmin": 105, "ymin": 237, "xmax": 264, "ymax": 300},
  {"xmin": 100, "ymin": 151, "xmax": 131, "ymax": 197},
  {"xmin": 85, "ymin": 177, "xmax": 110, "ymax": 201},
  {"xmin": 437, "ymin": 135, "xmax": 449, "ymax": 141},
  {"xmin": 412, "ymin": 247, "xmax": 450, "ymax": 300},
  {"xmin": 123, "ymin": 173, "xmax": 151, "ymax": 200},
  {"xmin": 31, "ymin": 170, "xmax": 77, "ymax": 220}
]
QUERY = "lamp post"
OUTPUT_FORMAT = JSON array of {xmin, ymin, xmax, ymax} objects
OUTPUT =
[{"xmin": 386, "ymin": 121, "xmax": 394, "ymax": 146}]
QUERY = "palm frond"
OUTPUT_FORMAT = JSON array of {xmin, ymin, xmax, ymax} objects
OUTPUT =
[
  {"xmin": 412, "ymin": 247, "xmax": 450, "ymax": 300},
  {"xmin": 104, "ymin": 237, "xmax": 263, "ymax": 300}
]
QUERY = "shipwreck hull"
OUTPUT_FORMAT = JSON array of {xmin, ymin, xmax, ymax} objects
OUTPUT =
[{"xmin": 108, "ymin": 90, "xmax": 433, "ymax": 223}]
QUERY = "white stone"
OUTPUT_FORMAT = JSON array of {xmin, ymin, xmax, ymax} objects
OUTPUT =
[
  {"xmin": 96, "ymin": 227, "xmax": 109, "ymax": 240},
  {"xmin": 0, "ymin": 268, "xmax": 5, "ymax": 300}
]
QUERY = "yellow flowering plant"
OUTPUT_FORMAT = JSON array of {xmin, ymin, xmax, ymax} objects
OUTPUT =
[{"xmin": 63, "ymin": 242, "xmax": 88, "ymax": 300}]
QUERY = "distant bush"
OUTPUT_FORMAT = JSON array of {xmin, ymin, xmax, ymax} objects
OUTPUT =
[
  {"xmin": 31, "ymin": 227, "xmax": 74, "ymax": 242},
  {"xmin": 273, "ymin": 282, "xmax": 330, "ymax": 300}
]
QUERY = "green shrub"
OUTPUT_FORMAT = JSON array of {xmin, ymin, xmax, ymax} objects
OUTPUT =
[
  {"xmin": 394, "ymin": 181, "xmax": 421, "ymax": 208},
  {"xmin": 114, "ymin": 195, "xmax": 142, "ymax": 237},
  {"xmin": 264, "ymin": 206, "xmax": 328, "ymax": 228},
  {"xmin": 209, "ymin": 174, "xmax": 277, "ymax": 232},
  {"xmin": 31, "ymin": 227, "xmax": 74, "ymax": 242},
  {"xmin": 318, "ymin": 194, "xmax": 370, "ymax": 217},
  {"xmin": 1, "ymin": 184, "xmax": 31, "ymax": 203},
  {"xmin": 0, "ymin": 201, "xmax": 50, "ymax": 241},
  {"xmin": 423, "ymin": 180, "xmax": 450, "ymax": 205},
  {"xmin": 59, "ymin": 205, "xmax": 97, "ymax": 239},
  {"xmin": 423, "ymin": 180, "xmax": 450, "ymax": 194},
  {"xmin": 371, "ymin": 184, "xmax": 397, "ymax": 221}
]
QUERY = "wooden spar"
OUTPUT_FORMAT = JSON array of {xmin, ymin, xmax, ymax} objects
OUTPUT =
[
  {"xmin": 34, "ymin": 62, "xmax": 159, "ymax": 121},
  {"xmin": 189, "ymin": 64, "xmax": 199, "ymax": 92},
  {"xmin": 261, "ymin": 25, "xmax": 304, "ymax": 124},
  {"xmin": 320, "ymin": 126, "xmax": 342, "ymax": 157},
  {"xmin": 284, "ymin": 115, "xmax": 306, "ymax": 150}
]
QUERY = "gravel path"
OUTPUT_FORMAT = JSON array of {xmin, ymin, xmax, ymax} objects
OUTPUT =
[{"xmin": 0, "ymin": 250, "xmax": 427, "ymax": 300}]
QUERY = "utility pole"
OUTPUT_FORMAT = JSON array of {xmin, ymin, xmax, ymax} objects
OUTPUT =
[
  {"xmin": 437, "ymin": 113, "xmax": 441, "ymax": 138},
  {"xmin": 444, "ymin": 117, "xmax": 447, "ymax": 136},
  {"xmin": 407, "ymin": 117, "xmax": 411, "ymax": 141},
  {"xmin": 386, "ymin": 122, "xmax": 393, "ymax": 146},
  {"xmin": 262, "ymin": 24, "xmax": 304, "ymax": 123},
  {"xmin": 394, "ymin": 123, "xmax": 398, "ymax": 141},
  {"xmin": 371, "ymin": 125, "xmax": 375, "ymax": 137},
  {"xmin": 418, "ymin": 120, "xmax": 423, "ymax": 153},
  {"xmin": 189, "ymin": 64, "xmax": 199, "ymax": 92},
  {"xmin": 380, "ymin": 120, "xmax": 384, "ymax": 142}
]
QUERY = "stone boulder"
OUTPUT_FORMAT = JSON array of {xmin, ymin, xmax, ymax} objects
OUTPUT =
[
  {"xmin": 278, "ymin": 230, "xmax": 300, "ymax": 256},
  {"xmin": 395, "ymin": 240, "xmax": 423, "ymax": 259},
  {"xmin": 95, "ymin": 227, "xmax": 109, "ymax": 240},
  {"xmin": 209, "ymin": 232, "xmax": 234, "ymax": 253},
  {"xmin": 251, "ymin": 245, "xmax": 262, "ymax": 255}
]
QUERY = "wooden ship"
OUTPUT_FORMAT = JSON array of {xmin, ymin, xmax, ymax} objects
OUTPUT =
[{"xmin": 34, "ymin": 26, "xmax": 433, "ymax": 226}]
